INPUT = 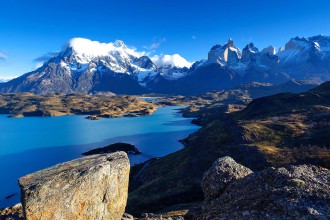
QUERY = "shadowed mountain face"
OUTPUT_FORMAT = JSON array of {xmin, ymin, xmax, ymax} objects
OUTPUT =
[
  {"xmin": 127, "ymin": 82, "xmax": 330, "ymax": 214},
  {"xmin": 1, "ymin": 35, "xmax": 330, "ymax": 95}
]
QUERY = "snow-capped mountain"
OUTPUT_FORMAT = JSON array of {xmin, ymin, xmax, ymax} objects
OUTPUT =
[
  {"xmin": 1, "ymin": 35, "xmax": 330, "ymax": 95},
  {"xmin": 0, "ymin": 38, "xmax": 189, "ymax": 94},
  {"xmin": 277, "ymin": 35, "xmax": 330, "ymax": 81}
]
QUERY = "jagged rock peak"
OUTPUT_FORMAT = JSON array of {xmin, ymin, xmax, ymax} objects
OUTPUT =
[
  {"xmin": 281, "ymin": 35, "xmax": 330, "ymax": 53},
  {"xmin": 134, "ymin": 56, "xmax": 156, "ymax": 70},
  {"xmin": 208, "ymin": 38, "xmax": 241, "ymax": 65},
  {"xmin": 285, "ymin": 36, "xmax": 309, "ymax": 50},
  {"xmin": 243, "ymin": 43, "xmax": 259, "ymax": 53},
  {"xmin": 227, "ymin": 38, "xmax": 234, "ymax": 48},
  {"xmin": 261, "ymin": 45, "xmax": 276, "ymax": 55},
  {"xmin": 241, "ymin": 43, "xmax": 258, "ymax": 63},
  {"xmin": 278, "ymin": 47, "xmax": 284, "ymax": 53}
]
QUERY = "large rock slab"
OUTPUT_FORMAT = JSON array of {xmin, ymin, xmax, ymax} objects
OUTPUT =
[
  {"xmin": 200, "ymin": 163, "xmax": 330, "ymax": 219},
  {"xmin": 201, "ymin": 156, "xmax": 253, "ymax": 199},
  {"xmin": 19, "ymin": 152, "xmax": 130, "ymax": 220}
]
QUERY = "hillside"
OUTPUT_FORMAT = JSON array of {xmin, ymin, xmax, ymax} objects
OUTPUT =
[{"xmin": 127, "ymin": 82, "xmax": 330, "ymax": 214}]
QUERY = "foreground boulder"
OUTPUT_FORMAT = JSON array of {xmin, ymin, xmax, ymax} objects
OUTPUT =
[
  {"xmin": 201, "ymin": 156, "xmax": 252, "ymax": 199},
  {"xmin": 200, "ymin": 157, "xmax": 330, "ymax": 219},
  {"xmin": 19, "ymin": 152, "xmax": 130, "ymax": 220}
]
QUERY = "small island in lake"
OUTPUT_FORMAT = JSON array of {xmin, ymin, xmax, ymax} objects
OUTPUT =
[{"xmin": 82, "ymin": 143, "xmax": 141, "ymax": 156}]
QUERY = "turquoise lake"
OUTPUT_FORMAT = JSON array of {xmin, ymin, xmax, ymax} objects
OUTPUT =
[{"xmin": 0, "ymin": 106, "xmax": 199, "ymax": 208}]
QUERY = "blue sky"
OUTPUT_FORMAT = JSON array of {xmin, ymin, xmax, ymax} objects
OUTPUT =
[{"xmin": 1, "ymin": 0, "xmax": 330, "ymax": 77}]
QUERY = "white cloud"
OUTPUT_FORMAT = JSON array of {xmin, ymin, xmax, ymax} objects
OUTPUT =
[
  {"xmin": 34, "ymin": 51, "xmax": 60, "ymax": 63},
  {"xmin": 0, "ymin": 52, "xmax": 7, "ymax": 60},
  {"xmin": 34, "ymin": 62, "xmax": 44, "ymax": 69},
  {"xmin": 65, "ymin": 38, "xmax": 147, "ymax": 58},
  {"xmin": 0, "ymin": 75, "xmax": 17, "ymax": 82},
  {"xmin": 32, "ymin": 38, "xmax": 148, "ymax": 69},
  {"xmin": 143, "ymin": 37, "xmax": 166, "ymax": 50},
  {"xmin": 151, "ymin": 54, "xmax": 193, "ymax": 68},
  {"xmin": 192, "ymin": 36, "xmax": 197, "ymax": 39}
]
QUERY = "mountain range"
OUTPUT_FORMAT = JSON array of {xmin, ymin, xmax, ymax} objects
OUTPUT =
[{"xmin": 1, "ymin": 35, "xmax": 330, "ymax": 95}]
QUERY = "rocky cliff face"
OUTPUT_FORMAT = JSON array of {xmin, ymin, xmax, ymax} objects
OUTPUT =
[
  {"xmin": 19, "ymin": 152, "xmax": 130, "ymax": 220},
  {"xmin": 198, "ymin": 157, "xmax": 330, "ymax": 219}
]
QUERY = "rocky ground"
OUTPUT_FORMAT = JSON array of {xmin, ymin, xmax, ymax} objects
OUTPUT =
[
  {"xmin": 0, "ymin": 93, "xmax": 157, "ymax": 119},
  {"xmin": 197, "ymin": 157, "xmax": 330, "ymax": 219}
]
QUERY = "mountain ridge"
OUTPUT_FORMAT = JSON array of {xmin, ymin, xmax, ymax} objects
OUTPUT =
[{"xmin": 1, "ymin": 35, "xmax": 330, "ymax": 95}]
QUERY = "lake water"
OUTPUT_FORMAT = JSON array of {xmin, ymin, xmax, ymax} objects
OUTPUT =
[{"xmin": 0, "ymin": 106, "xmax": 199, "ymax": 208}]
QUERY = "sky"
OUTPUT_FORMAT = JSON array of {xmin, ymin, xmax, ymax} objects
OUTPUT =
[{"xmin": 1, "ymin": 0, "xmax": 330, "ymax": 78}]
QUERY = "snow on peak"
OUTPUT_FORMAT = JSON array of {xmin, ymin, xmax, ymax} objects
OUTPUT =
[
  {"xmin": 151, "ymin": 54, "xmax": 192, "ymax": 68},
  {"xmin": 244, "ymin": 43, "xmax": 259, "ymax": 53},
  {"xmin": 278, "ymin": 35, "xmax": 330, "ymax": 63},
  {"xmin": 63, "ymin": 38, "xmax": 146, "ymax": 63},
  {"xmin": 284, "ymin": 37, "xmax": 309, "ymax": 50},
  {"xmin": 227, "ymin": 38, "xmax": 234, "ymax": 47}
]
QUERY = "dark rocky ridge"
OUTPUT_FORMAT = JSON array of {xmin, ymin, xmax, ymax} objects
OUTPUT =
[{"xmin": 82, "ymin": 143, "xmax": 141, "ymax": 156}]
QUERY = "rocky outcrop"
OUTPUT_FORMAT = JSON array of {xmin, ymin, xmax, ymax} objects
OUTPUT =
[
  {"xmin": 19, "ymin": 152, "xmax": 130, "ymax": 220},
  {"xmin": 82, "ymin": 143, "xmax": 141, "ymax": 156},
  {"xmin": 199, "ymin": 157, "xmax": 330, "ymax": 219},
  {"xmin": 0, "ymin": 203, "xmax": 24, "ymax": 220},
  {"xmin": 201, "ymin": 156, "xmax": 252, "ymax": 199}
]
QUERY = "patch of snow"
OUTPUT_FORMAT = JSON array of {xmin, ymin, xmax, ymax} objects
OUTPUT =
[
  {"xmin": 229, "ymin": 62, "xmax": 247, "ymax": 74},
  {"xmin": 161, "ymin": 71, "xmax": 187, "ymax": 80}
]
